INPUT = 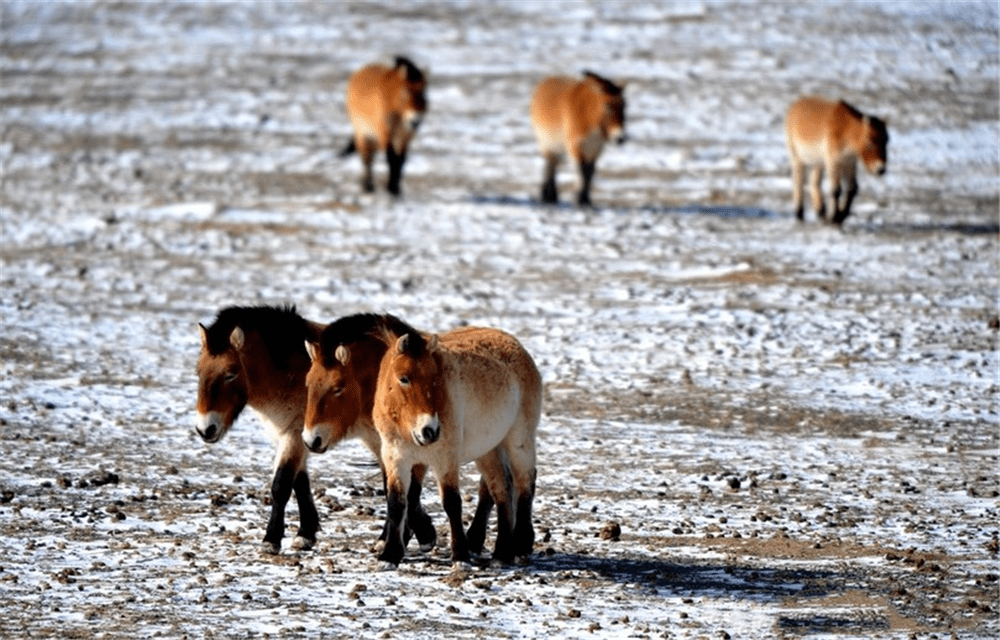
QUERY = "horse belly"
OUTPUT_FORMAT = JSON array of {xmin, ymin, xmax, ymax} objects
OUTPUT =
[
  {"xmin": 576, "ymin": 129, "xmax": 605, "ymax": 163},
  {"xmin": 790, "ymin": 136, "xmax": 826, "ymax": 167},
  {"xmin": 454, "ymin": 387, "xmax": 521, "ymax": 464}
]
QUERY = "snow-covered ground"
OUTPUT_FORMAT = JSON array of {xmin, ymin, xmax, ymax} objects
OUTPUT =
[{"xmin": 1, "ymin": 2, "xmax": 997, "ymax": 638}]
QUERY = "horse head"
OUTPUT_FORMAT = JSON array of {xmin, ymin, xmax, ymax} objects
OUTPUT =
[
  {"xmin": 303, "ymin": 340, "xmax": 368, "ymax": 454},
  {"xmin": 376, "ymin": 331, "xmax": 444, "ymax": 447},
  {"xmin": 195, "ymin": 323, "xmax": 249, "ymax": 443}
]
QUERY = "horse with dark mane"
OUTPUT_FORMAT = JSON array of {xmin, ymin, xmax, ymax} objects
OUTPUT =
[
  {"xmin": 358, "ymin": 315, "xmax": 540, "ymax": 568},
  {"xmin": 195, "ymin": 305, "xmax": 438, "ymax": 553},
  {"xmin": 303, "ymin": 313, "xmax": 500, "ymax": 559}
]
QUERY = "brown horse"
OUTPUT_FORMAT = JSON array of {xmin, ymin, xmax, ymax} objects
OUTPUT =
[
  {"xmin": 196, "ymin": 305, "xmax": 324, "ymax": 554},
  {"xmin": 342, "ymin": 56, "xmax": 427, "ymax": 196},
  {"xmin": 195, "ymin": 305, "xmax": 437, "ymax": 554},
  {"xmin": 530, "ymin": 70, "xmax": 626, "ymax": 206},
  {"xmin": 371, "ymin": 319, "xmax": 541, "ymax": 569},
  {"xmin": 785, "ymin": 96, "xmax": 889, "ymax": 225},
  {"xmin": 302, "ymin": 313, "xmax": 496, "ymax": 558}
]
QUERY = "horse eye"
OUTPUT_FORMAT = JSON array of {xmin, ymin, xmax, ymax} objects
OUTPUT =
[
  {"xmin": 398, "ymin": 375, "xmax": 410, "ymax": 387},
  {"xmin": 224, "ymin": 371, "xmax": 239, "ymax": 384},
  {"xmin": 333, "ymin": 386, "xmax": 344, "ymax": 397}
]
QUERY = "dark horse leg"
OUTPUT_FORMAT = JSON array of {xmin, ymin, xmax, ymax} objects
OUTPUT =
[
  {"xmin": 378, "ymin": 476, "xmax": 409, "ymax": 568},
  {"xmin": 407, "ymin": 465, "xmax": 437, "ymax": 551},
  {"xmin": 512, "ymin": 470, "xmax": 537, "ymax": 559},
  {"xmin": 386, "ymin": 146, "xmax": 407, "ymax": 196},
  {"xmin": 291, "ymin": 470, "xmax": 319, "ymax": 550},
  {"xmin": 376, "ymin": 469, "xmax": 437, "ymax": 551},
  {"xmin": 576, "ymin": 159, "xmax": 596, "ymax": 207},
  {"xmin": 540, "ymin": 152, "xmax": 559, "ymax": 204},
  {"xmin": 441, "ymin": 477, "xmax": 470, "ymax": 564},
  {"xmin": 466, "ymin": 478, "xmax": 495, "ymax": 555},
  {"xmin": 262, "ymin": 463, "xmax": 296, "ymax": 554}
]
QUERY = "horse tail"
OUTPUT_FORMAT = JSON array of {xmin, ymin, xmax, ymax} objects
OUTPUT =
[{"xmin": 339, "ymin": 138, "xmax": 357, "ymax": 158}]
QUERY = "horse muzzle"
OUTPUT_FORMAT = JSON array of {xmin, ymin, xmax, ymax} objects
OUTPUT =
[
  {"xmin": 302, "ymin": 425, "xmax": 329, "ymax": 454},
  {"xmin": 196, "ymin": 412, "xmax": 226, "ymax": 443},
  {"xmin": 412, "ymin": 413, "xmax": 440, "ymax": 446}
]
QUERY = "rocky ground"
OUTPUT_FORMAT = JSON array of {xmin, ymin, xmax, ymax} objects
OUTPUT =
[{"xmin": 1, "ymin": 2, "xmax": 998, "ymax": 639}]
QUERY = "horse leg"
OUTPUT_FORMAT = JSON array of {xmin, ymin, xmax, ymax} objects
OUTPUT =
[
  {"xmin": 474, "ymin": 450, "xmax": 513, "ymax": 562},
  {"xmin": 512, "ymin": 467, "xmax": 537, "ymax": 559},
  {"xmin": 439, "ymin": 469, "xmax": 470, "ymax": 565},
  {"xmin": 262, "ymin": 462, "xmax": 295, "ymax": 554},
  {"xmin": 377, "ymin": 470, "xmax": 410, "ymax": 569},
  {"xmin": 291, "ymin": 469, "xmax": 319, "ymax": 550},
  {"xmin": 466, "ymin": 476, "xmax": 495, "ymax": 555},
  {"xmin": 576, "ymin": 158, "xmax": 596, "ymax": 208},
  {"xmin": 407, "ymin": 464, "xmax": 437, "ymax": 552},
  {"xmin": 503, "ymin": 424, "xmax": 538, "ymax": 560},
  {"xmin": 358, "ymin": 136, "xmax": 376, "ymax": 193},
  {"xmin": 790, "ymin": 158, "xmax": 805, "ymax": 221},
  {"xmin": 540, "ymin": 151, "xmax": 559, "ymax": 204},
  {"xmin": 833, "ymin": 164, "xmax": 857, "ymax": 225},
  {"xmin": 386, "ymin": 145, "xmax": 407, "ymax": 196},
  {"xmin": 809, "ymin": 164, "xmax": 825, "ymax": 220}
]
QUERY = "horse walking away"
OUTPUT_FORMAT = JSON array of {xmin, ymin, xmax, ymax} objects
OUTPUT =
[
  {"xmin": 342, "ymin": 56, "xmax": 427, "ymax": 196},
  {"xmin": 302, "ymin": 313, "xmax": 498, "ymax": 558},
  {"xmin": 371, "ymin": 318, "xmax": 541, "ymax": 569},
  {"xmin": 195, "ymin": 305, "xmax": 438, "ymax": 554},
  {"xmin": 785, "ymin": 95, "xmax": 889, "ymax": 225},
  {"xmin": 530, "ymin": 70, "xmax": 626, "ymax": 207}
]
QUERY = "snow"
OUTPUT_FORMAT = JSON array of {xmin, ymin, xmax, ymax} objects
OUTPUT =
[{"xmin": 1, "ymin": 1, "xmax": 998, "ymax": 638}]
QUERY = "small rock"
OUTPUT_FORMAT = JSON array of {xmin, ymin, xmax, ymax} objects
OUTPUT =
[{"xmin": 598, "ymin": 521, "xmax": 621, "ymax": 541}]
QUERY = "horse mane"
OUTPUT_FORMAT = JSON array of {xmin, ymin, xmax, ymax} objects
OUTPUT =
[
  {"xmin": 394, "ymin": 56, "xmax": 424, "ymax": 83},
  {"xmin": 318, "ymin": 312, "xmax": 427, "ymax": 367},
  {"xmin": 204, "ymin": 305, "xmax": 312, "ymax": 369},
  {"xmin": 582, "ymin": 70, "xmax": 623, "ymax": 96}
]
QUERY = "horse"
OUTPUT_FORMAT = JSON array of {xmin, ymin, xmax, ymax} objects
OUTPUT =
[
  {"xmin": 196, "ymin": 305, "xmax": 325, "ymax": 554},
  {"xmin": 195, "ymin": 305, "xmax": 438, "ymax": 554},
  {"xmin": 371, "ymin": 319, "xmax": 541, "ymax": 569},
  {"xmin": 302, "ymin": 313, "xmax": 497, "ymax": 559},
  {"xmin": 529, "ymin": 70, "xmax": 626, "ymax": 207},
  {"xmin": 341, "ymin": 56, "xmax": 427, "ymax": 196},
  {"xmin": 785, "ymin": 96, "xmax": 889, "ymax": 225}
]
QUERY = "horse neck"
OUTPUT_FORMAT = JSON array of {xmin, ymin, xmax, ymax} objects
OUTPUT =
[
  {"xmin": 352, "ymin": 338, "xmax": 389, "ymax": 420},
  {"xmin": 239, "ymin": 343, "xmax": 309, "ymax": 426}
]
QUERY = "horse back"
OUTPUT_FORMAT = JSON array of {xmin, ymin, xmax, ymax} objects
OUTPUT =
[
  {"xmin": 439, "ymin": 327, "xmax": 542, "ymax": 435},
  {"xmin": 786, "ymin": 96, "xmax": 867, "ymax": 162},
  {"xmin": 530, "ymin": 77, "xmax": 604, "ymax": 147},
  {"xmin": 345, "ymin": 60, "xmax": 425, "ymax": 146}
]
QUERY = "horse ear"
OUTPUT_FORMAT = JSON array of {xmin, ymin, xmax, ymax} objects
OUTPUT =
[
  {"xmin": 426, "ymin": 334, "xmax": 439, "ymax": 352},
  {"xmin": 229, "ymin": 326, "xmax": 245, "ymax": 351},
  {"xmin": 305, "ymin": 340, "xmax": 319, "ymax": 363},
  {"xmin": 198, "ymin": 323, "xmax": 208, "ymax": 348},
  {"xmin": 395, "ymin": 334, "xmax": 410, "ymax": 354},
  {"xmin": 305, "ymin": 321, "xmax": 325, "ymax": 344},
  {"xmin": 335, "ymin": 344, "xmax": 351, "ymax": 366}
]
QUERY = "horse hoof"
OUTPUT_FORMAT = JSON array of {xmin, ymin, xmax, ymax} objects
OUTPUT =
[
  {"xmin": 378, "ymin": 561, "xmax": 399, "ymax": 572},
  {"xmin": 418, "ymin": 539, "xmax": 436, "ymax": 553},
  {"xmin": 451, "ymin": 560, "xmax": 473, "ymax": 573},
  {"xmin": 372, "ymin": 540, "xmax": 386, "ymax": 554},
  {"xmin": 260, "ymin": 541, "xmax": 281, "ymax": 555},
  {"xmin": 291, "ymin": 536, "xmax": 314, "ymax": 551}
]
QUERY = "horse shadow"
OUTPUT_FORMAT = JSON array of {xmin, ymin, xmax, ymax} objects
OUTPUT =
[
  {"xmin": 401, "ymin": 546, "xmax": 888, "ymax": 633},
  {"xmin": 469, "ymin": 194, "xmax": 774, "ymax": 219},
  {"xmin": 469, "ymin": 194, "xmax": 998, "ymax": 237}
]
